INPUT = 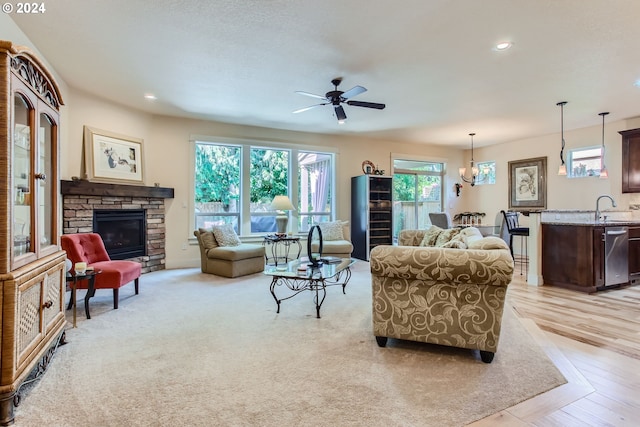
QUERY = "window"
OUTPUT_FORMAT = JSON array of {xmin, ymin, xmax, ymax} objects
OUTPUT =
[
  {"xmin": 475, "ymin": 161, "xmax": 496, "ymax": 185},
  {"xmin": 193, "ymin": 139, "xmax": 335, "ymax": 236},
  {"xmin": 567, "ymin": 146, "xmax": 603, "ymax": 178},
  {"xmin": 249, "ymin": 147, "xmax": 290, "ymax": 233},
  {"xmin": 392, "ymin": 159, "xmax": 444, "ymax": 240},
  {"xmin": 194, "ymin": 144, "xmax": 241, "ymax": 232},
  {"xmin": 298, "ymin": 151, "xmax": 333, "ymax": 232}
]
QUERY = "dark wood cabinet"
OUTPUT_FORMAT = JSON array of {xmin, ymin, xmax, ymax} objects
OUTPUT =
[
  {"xmin": 542, "ymin": 224, "xmax": 604, "ymax": 292},
  {"xmin": 351, "ymin": 175, "xmax": 393, "ymax": 261},
  {"xmin": 620, "ymin": 128, "xmax": 640, "ymax": 193},
  {"xmin": 543, "ymin": 224, "xmax": 636, "ymax": 292},
  {"xmin": 629, "ymin": 227, "xmax": 640, "ymax": 282}
]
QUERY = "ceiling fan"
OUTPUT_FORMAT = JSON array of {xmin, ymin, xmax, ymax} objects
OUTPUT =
[{"xmin": 293, "ymin": 78, "xmax": 386, "ymax": 123}]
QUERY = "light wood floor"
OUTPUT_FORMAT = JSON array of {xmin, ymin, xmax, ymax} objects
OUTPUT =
[
  {"xmin": 470, "ymin": 275, "xmax": 640, "ymax": 426},
  {"xmin": 464, "ymin": 273, "xmax": 640, "ymax": 427}
]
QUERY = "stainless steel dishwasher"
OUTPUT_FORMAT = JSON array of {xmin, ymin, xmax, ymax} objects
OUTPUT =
[{"xmin": 601, "ymin": 226, "xmax": 629, "ymax": 289}]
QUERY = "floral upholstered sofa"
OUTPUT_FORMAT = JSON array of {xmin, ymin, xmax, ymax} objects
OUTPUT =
[{"xmin": 369, "ymin": 226, "xmax": 514, "ymax": 363}]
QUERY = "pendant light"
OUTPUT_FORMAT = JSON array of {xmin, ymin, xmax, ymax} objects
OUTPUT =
[
  {"xmin": 599, "ymin": 111, "xmax": 609, "ymax": 179},
  {"xmin": 557, "ymin": 101, "xmax": 568, "ymax": 176},
  {"xmin": 459, "ymin": 133, "xmax": 485, "ymax": 186}
]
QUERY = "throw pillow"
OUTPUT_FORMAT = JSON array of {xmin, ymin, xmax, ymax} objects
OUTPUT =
[
  {"xmin": 211, "ymin": 224, "xmax": 241, "ymax": 247},
  {"xmin": 198, "ymin": 228, "xmax": 218, "ymax": 249},
  {"xmin": 467, "ymin": 236, "xmax": 509, "ymax": 250},
  {"xmin": 419, "ymin": 225, "xmax": 443, "ymax": 247},
  {"xmin": 318, "ymin": 221, "xmax": 345, "ymax": 241},
  {"xmin": 459, "ymin": 226, "xmax": 483, "ymax": 246},
  {"xmin": 441, "ymin": 239, "xmax": 467, "ymax": 249},
  {"xmin": 435, "ymin": 227, "xmax": 461, "ymax": 247}
]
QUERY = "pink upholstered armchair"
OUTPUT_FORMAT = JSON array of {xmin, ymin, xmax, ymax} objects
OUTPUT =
[{"xmin": 61, "ymin": 233, "xmax": 141, "ymax": 317}]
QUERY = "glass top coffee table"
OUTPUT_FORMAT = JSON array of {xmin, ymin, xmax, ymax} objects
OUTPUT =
[{"xmin": 264, "ymin": 257, "xmax": 355, "ymax": 318}]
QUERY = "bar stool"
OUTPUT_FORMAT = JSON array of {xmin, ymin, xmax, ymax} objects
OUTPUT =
[{"xmin": 501, "ymin": 210, "xmax": 529, "ymax": 275}]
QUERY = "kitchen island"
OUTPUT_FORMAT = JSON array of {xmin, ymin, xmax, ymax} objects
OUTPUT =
[
  {"xmin": 542, "ymin": 221, "xmax": 639, "ymax": 293},
  {"xmin": 519, "ymin": 210, "xmax": 640, "ymax": 290}
]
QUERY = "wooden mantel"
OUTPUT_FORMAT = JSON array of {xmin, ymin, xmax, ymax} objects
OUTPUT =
[{"xmin": 60, "ymin": 180, "xmax": 174, "ymax": 198}]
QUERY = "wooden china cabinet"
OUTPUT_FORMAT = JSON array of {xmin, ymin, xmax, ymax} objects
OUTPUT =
[{"xmin": 0, "ymin": 40, "xmax": 66, "ymax": 425}]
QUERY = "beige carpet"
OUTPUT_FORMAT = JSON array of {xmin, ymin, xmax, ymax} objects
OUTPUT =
[{"xmin": 16, "ymin": 262, "xmax": 565, "ymax": 426}]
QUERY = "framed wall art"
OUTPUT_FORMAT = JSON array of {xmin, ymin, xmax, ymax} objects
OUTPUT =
[
  {"xmin": 83, "ymin": 126, "xmax": 144, "ymax": 184},
  {"xmin": 508, "ymin": 156, "xmax": 547, "ymax": 211}
]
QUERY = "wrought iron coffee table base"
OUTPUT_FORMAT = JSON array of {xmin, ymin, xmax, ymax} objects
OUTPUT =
[{"xmin": 269, "ymin": 267, "xmax": 352, "ymax": 318}]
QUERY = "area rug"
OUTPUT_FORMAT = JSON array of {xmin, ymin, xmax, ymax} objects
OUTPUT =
[{"xmin": 16, "ymin": 262, "xmax": 565, "ymax": 426}]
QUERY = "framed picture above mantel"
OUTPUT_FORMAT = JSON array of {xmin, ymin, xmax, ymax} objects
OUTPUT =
[
  {"xmin": 83, "ymin": 126, "xmax": 144, "ymax": 184},
  {"xmin": 508, "ymin": 156, "xmax": 547, "ymax": 211}
]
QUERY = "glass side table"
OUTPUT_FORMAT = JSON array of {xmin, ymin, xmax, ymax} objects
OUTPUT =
[
  {"xmin": 262, "ymin": 234, "xmax": 302, "ymax": 266},
  {"xmin": 66, "ymin": 269, "xmax": 101, "ymax": 327}
]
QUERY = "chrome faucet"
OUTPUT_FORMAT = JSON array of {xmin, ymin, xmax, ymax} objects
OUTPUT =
[{"xmin": 595, "ymin": 195, "xmax": 617, "ymax": 222}]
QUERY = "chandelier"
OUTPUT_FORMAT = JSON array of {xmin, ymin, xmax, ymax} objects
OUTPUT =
[{"xmin": 459, "ymin": 133, "xmax": 487, "ymax": 186}]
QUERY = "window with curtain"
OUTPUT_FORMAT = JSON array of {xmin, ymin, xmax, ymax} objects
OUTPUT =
[{"xmin": 298, "ymin": 151, "xmax": 332, "ymax": 232}]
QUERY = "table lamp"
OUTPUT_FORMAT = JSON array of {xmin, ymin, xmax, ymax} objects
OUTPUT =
[{"xmin": 271, "ymin": 195, "xmax": 294, "ymax": 234}]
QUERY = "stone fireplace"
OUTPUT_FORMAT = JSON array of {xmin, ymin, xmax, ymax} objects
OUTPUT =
[
  {"xmin": 61, "ymin": 180, "xmax": 174, "ymax": 273},
  {"xmin": 93, "ymin": 209, "xmax": 147, "ymax": 259}
]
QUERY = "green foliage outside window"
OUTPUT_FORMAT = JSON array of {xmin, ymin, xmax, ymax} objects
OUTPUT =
[
  {"xmin": 393, "ymin": 174, "xmax": 440, "ymax": 201},
  {"xmin": 194, "ymin": 144, "xmax": 290, "ymax": 206},
  {"xmin": 195, "ymin": 145, "xmax": 240, "ymax": 206},
  {"xmin": 249, "ymin": 148, "xmax": 289, "ymax": 203}
]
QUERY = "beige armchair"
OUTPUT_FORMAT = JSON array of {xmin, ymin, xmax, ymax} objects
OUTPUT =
[
  {"xmin": 370, "ymin": 228, "xmax": 514, "ymax": 363},
  {"xmin": 193, "ymin": 228, "xmax": 265, "ymax": 278},
  {"xmin": 310, "ymin": 220, "xmax": 353, "ymax": 258}
]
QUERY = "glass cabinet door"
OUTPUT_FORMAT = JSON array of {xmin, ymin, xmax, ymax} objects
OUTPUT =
[
  {"xmin": 38, "ymin": 112, "xmax": 55, "ymax": 250},
  {"xmin": 13, "ymin": 93, "xmax": 32, "ymax": 259}
]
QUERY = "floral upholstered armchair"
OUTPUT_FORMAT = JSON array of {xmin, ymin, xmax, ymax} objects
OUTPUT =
[{"xmin": 370, "ymin": 227, "xmax": 514, "ymax": 363}]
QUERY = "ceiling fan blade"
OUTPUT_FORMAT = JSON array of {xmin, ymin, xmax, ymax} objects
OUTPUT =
[
  {"xmin": 293, "ymin": 103, "xmax": 327, "ymax": 114},
  {"xmin": 346, "ymin": 100, "xmax": 386, "ymax": 110},
  {"xmin": 334, "ymin": 105, "xmax": 347, "ymax": 121},
  {"xmin": 295, "ymin": 91, "xmax": 327, "ymax": 100},
  {"xmin": 341, "ymin": 85, "xmax": 367, "ymax": 100}
]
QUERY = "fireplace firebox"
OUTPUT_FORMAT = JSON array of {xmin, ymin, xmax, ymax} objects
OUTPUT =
[{"xmin": 93, "ymin": 210, "xmax": 146, "ymax": 260}]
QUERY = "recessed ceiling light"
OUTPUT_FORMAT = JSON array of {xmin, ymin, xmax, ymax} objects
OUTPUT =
[
  {"xmin": 144, "ymin": 94, "xmax": 157, "ymax": 100},
  {"xmin": 495, "ymin": 42, "xmax": 512, "ymax": 51},
  {"xmin": 634, "ymin": 80, "xmax": 640, "ymax": 88}
]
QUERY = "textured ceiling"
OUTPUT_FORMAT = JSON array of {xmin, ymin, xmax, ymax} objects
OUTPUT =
[{"xmin": 10, "ymin": 0, "xmax": 640, "ymax": 148}]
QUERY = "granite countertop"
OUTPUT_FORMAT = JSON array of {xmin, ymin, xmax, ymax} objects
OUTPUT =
[
  {"xmin": 540, "ymin": 209, "xmax": 640, "ymax": 226},
  {"xmin": 543, "ymin": 220, "xmax": 640, "ymax": 226}
]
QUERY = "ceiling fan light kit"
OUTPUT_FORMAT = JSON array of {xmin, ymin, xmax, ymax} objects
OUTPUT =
[{"xmin": 294, "ymin": 77, "xmax": 386, "ymax": 123}]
